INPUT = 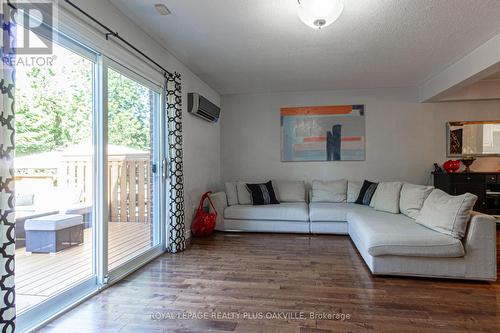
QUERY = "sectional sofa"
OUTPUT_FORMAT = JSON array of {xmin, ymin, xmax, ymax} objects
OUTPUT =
[{"xmin": 209, "ymin": 180, "xmax": 497, "ymax": 281}]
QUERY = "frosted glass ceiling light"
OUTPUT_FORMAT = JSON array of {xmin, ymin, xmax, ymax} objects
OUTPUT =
[{"xmin": 297, "ymin": 0, "xmax": 344, "ymax": 30}]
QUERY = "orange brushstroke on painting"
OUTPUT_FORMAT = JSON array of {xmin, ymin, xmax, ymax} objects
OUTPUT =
[
  {"xmin": 280, "ymin": 105, "xmax": 352, "ymax": 116},
  {"xmin": 342, "ymin": 136, "xmax": 362, "ymax": 142},
  {"xmin": 303, "ymin": 136, "xmax": 326, "ymax": 142}
]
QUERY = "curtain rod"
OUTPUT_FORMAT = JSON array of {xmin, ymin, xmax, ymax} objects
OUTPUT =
[{"xmin": 64, "ymin": 0, "xmax": 172, "ymax": 78}]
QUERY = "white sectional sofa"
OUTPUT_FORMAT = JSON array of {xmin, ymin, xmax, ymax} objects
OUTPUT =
[
  {"xmin": 222, "ymin": 202, "xmax": 310, "ymax": 233},
  {"xmin": 210, "ymin": 180, "xmax": 497, "ymax": 281}
]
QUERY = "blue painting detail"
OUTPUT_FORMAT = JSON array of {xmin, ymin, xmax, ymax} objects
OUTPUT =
[{"xmin": 327, "ymin": 125, "xmax": 342, "ymax": 161}]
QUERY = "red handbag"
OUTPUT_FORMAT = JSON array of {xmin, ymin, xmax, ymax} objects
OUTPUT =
[{"xmin": 191, "ymin": 191, "xmax": 217, "ymax": 237}]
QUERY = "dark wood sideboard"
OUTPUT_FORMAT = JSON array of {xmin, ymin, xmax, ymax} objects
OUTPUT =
[{"xmin": 433, "ymin": 172, "xmax": 500, "ymax": 215}]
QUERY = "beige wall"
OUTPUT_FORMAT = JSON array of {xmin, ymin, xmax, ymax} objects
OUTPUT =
[{"xmin": 221, "ymin": 88, "xmax": 500, "ymax": 186}]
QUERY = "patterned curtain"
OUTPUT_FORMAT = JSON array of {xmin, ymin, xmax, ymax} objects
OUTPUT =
[
  {"xmin": 0, "ymin": 3, "xmax": 16, "ymax": 331},
  {"xmin": 165, "ymin": 72, "xmax": 186, "ymax": 253}
]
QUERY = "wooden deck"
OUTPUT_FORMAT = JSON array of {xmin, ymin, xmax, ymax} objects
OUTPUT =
[{"xmin": 16, "ymin": 222, "xmax": 152, "ymax": 313}]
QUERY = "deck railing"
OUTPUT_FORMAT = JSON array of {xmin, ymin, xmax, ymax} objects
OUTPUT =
[{"xmin": 58, "ymin": 154, "xmax": 151, "ymax": 223}]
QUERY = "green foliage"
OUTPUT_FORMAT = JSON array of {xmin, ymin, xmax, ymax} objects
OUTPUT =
[
  {"xmin": 15, "ymin": 48, "xmax": 152, "ymax": 156},
  {"xmin": 108, "ymin": 69, "xmax": 151, "ymax": 150}
]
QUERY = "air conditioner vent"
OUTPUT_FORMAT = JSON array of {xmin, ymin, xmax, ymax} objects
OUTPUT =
[{"xmin": 188, "ymin": 93, "xmax": 220, "ymax": 123}]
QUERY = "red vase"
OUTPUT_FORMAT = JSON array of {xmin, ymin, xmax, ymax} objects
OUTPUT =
[{"xmin": 443, "ymin": 160, "xmax": 460, "ymax": 173}]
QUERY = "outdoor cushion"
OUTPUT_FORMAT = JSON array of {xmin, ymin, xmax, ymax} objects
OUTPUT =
[
  {"xmin": 16, "ymin": 192, "xmax": 34, "ymax": 206},
  {"xmin": 224, "ymin": 203, "xmax": 309, "ymax": 221},
  {"xmin": 348, "ymin": 209, "xmax": 465, "ymax": 257},
  {"xmin": 24, "ymin": 214, "xmax": 83, "ymax": 231}
]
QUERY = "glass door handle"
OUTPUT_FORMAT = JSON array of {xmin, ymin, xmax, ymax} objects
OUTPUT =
[{"xmin": 162, "ymin": 157, "xmax": 169, "ymax": 180}]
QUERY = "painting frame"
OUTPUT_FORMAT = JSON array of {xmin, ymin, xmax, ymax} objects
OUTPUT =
[{"xmin": 280, "ymin": 104, "xmax": 366, "ymax": 162}]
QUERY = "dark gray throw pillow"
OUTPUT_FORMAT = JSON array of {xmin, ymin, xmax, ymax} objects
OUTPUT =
[
  {"xmin": 355, "ymin": 180, "xmax": 378, "ymax": 205},
  {"xmin": 246, "ymin": 181, "xmax": 280, "ymax": 205}
]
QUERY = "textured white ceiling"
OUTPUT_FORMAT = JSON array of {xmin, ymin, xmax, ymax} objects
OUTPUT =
[{"xmin": 110, "ymin": 0, "xmax": 500, "ymax": 95}]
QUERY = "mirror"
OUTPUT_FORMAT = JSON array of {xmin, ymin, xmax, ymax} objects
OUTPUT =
[{"xmin": 447, "ymin": 121, "xmax": 500, "ymax": 157}]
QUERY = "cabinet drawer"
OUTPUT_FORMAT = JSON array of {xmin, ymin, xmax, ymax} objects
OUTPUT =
[
  {"xmin": 452, "ymin": 174, "xmax": 485, "ymax": 183},
  {"xmin": 486, "ymin": 174, "xmax": 498, "ymax": 183}
]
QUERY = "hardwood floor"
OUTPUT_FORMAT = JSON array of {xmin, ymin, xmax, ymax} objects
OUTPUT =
[{"xmin": 38, "ymin": 230, "xmax": 500, "ymax": 333}]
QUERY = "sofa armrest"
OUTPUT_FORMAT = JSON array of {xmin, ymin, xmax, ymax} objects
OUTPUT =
[
  {"xmin": 209, "ymin": 192, "xmax": 227, "ymax": 230},
  {"xmin": 463, "ymin": 212, "xmax": 497, "ymax": 280}
]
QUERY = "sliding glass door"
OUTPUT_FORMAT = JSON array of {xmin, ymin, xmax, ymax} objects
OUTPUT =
[
  {"xmin": 104, "ymin": 60, "xmax": 163, "ymax": 274},
  {"xmin": 15, "ymin": 26, "xmax": 97, "ymax": 314},
  {"xmin": 15, "ymin": 27, "xmax": 166, "ymax": 331}
]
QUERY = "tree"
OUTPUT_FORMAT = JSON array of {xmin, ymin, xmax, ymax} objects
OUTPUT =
[
  {"xmin": 107, "ymin": 68, "xmax": 151, "ymax": 150},
  {"xmin": 15, "ymin": 45, "xmax": 153, "ymax": 156},
  {"xmin": 16, "ymin": 52, "xmax": 92, "ymax": 155}
]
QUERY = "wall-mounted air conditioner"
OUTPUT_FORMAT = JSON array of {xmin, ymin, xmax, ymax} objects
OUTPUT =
[{"xmin": 187, "ymin": 92, "xmax": 220, "ymax": 123}]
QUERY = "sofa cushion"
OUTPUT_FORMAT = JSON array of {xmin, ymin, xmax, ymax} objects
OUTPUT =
[
  {"xmin": 273, "ymin": 180, "xmax": 306, "ymax": 202},
  {"xmin": 225, "ymin": 182, "xmax": 239, "ymax": 206},
  {"xmin": 399, "ymin": 183, "xmax": 433, "ymax": 219},
  {"xmin": 309, "ymin": 203, "xmax": 372, "ymax": 222},
  {"xmin": 355, "ymin": 180, "xmax": 378, "ymax": 205},
  {"xmin": 246, "ymin": 181, "xmax": 280, "ymax": 205},
  {"xmin": 372, "ymin": 182, "xmax": 403, "ymax": 214},
  {"xmin": 224, "ymin": 203, "xmax": 309, "ymax": 222},
  {"xmin": 416, "ymin": 189, "xmax": 477, "ymax": 239},
  {"xmin": 348, "ymin": 209, "xmax": 465, "ymax": 257},
  {"xmin": 347, "ymin": 181, "xmax": 362, "ymax": 203},
  {"xmin": 236, "ymin": 182, "xmax": 252, "ymax": 205},
  {"xmin": 311, "ymin": 179, "xmax": 347, "ymax": 203}
]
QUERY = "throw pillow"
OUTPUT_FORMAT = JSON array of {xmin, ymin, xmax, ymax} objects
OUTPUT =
[
  {"xmin": 246, "ymin": 181, "xmax": 280, "ymax": 205},
  {"xmin": 273, "ymin": 180, "xmax": 306, "ymax": 202},
  {"xmin": 236, "ymin": 182, "xmax": 252, "ymax": 205},
  {"xmin": 311, "ymin": 179, "xmax": 347, "ymax": 203},
  {"xmin": 399, "ymin": 183, "xmax": 434, "ymax": 219},
  {"xmin": 372, "ymin": 182, "xmax": 403, "ymax": 214},
  {"xmin": 347, "ymin": 180, "xmax": 362, "ymax": 203},
  {"xmin": 224, "ymin": 182, "xmax": 239, "ymax": 206},
  {"xmin": 416, "ymin": 189, "xmax": 477, "ymax": 239},
  {"xmin": 355, "ymin": 180, "xmax": 378, "ymax": 205}
]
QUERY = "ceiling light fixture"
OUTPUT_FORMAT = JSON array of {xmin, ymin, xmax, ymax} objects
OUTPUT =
[
  {"xmin": 297, "ymin": 0, "xmax": 343, "ymax": 30},
  {"xmin": 154, "ymin": 3, "xmax": 171, "ymax": 16}
]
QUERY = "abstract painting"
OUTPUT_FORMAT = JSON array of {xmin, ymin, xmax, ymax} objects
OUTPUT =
[{"xmin": 281, "ymin": 105, "xmax": 365, "ymax": 161}]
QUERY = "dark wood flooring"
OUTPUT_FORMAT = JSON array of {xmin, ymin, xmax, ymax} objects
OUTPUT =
[{"xmin": 38, "ymin": 230, "xmax": 500, "ymax": 333}]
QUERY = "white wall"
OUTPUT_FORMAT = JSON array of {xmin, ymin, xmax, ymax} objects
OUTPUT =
[
  {"xmin": 221, "ymin": 88, "xmax": 500, "ymax": 186},
  {"xmin": 70, "ymin": 0, "xmax": 221, "ymax": 234}
]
